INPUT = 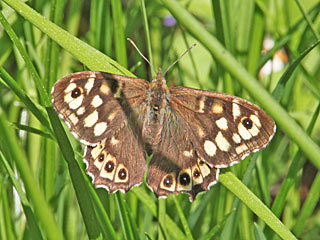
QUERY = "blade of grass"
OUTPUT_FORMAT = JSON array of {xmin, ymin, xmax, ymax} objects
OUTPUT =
[
  {"xmin": 111, "ymin": 0, "xmax": 127, "ymax": 67},
  {"xmin": 200, "ymin": 208, "xmax": 236, "ymax": 240},
  {"xmin": 271, "ymin": 103, "xmax": 320, "ymax": 216},
  {"xmin": 10, "ymin": 122, "xmax": 53, "ymax": 139},
  {"xmin": 1, "ymin": 181, "xmax": 15, "ymax": 240},
  {"xmin": 219, "ymin": 170, "xmax": 297, "ymax": 240},
  {"xmin": 2, "ymin": 0, "xmax": 131, "ymax": 76},
  {"xmin": 292, "ymin": 172, "xmax": 320, "ymax": 237},
  {"xmin": 0, "ymin": 8, "xmax": 50, "ymax": 106},
  {"xmin": 221, "ymin": 155, "xmax": 258, "ymax": 239},
  {"xmin": 132, "ymin": 188, "xmax": 186, "ymax": 239},
  {"xmin": 158, "ymin": 198, "xmax": 167, "ymax": 239},
  {"xmin": 1, "ymin": 4, "xmax": 109, "ymax": 237},
  {"xmin": 0, "ymin": 112, "xmax": 64, "ymax": 240},
  {"xmin": 47, "ymin": 107, "xmax": 108, "ymax": 239},
  {"xmin": 0, "ymin": 151, "xmax": 43, "ymax": 240},
  {"xmin": 272, "ymin": 40, "xmax": 320, "ymax": 102},
  {"xmin": 294, "ymin": 0, "xmax": 320, "ymax": 40},
  {"xmin": 173, "ymin": 197, "xmax": 194, "ymax": 240},
  {"xmin": 115, "ymin": 193, "xmax": 135, "ymax": 240},
  {"xmin": 140, "ymin": 0, "xmax": 154, "ymax": 77},
  {"xmin": 0, "ymin": 67, "xmax": 52, "ymax": 134}
]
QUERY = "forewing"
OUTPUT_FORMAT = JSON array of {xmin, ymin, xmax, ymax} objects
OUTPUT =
[
  {"xmin": 52, "ymin": 71, "xmax": 148, "ymax": 145},
  {"xmin": 169, "ymin": 86, "xmax": 276, "ymax": 168}
]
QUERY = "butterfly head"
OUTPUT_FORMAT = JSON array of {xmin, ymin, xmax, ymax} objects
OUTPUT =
[{"xmin": 152, "ymin": 68, "xmax": 166, "ymax": 86}]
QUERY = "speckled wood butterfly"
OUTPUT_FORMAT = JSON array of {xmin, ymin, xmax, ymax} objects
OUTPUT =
[{"xmin": 52, "ymin": 64, "xmax": 275, "ymax": 201}]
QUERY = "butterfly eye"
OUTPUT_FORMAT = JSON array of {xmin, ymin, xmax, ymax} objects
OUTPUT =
[
  {"xmin": 71, "ymin": 88, "xmax": 81, "ymax": 98},
  {"xmin": 118, "ymin": 168, "xmax": 127, "ymax": 180},
  {"xmin": 179, "ymin": 172, "xmax": 191, "ymax": 186},
  {"xmin": 242, "ymin": 117, "xmax": 253, "ymax": 129},
  {"xmin": 105, "ymin": 161, "xmax": 114, "ymax": 172}
]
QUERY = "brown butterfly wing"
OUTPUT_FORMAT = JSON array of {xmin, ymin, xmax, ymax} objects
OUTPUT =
[
  {"xmin": 170, "ymin": 86, "xmax": 276, "ymax": 168},
  {"xmin": 52, "ymin": 71, "xmax": 148, "ymax": 192},
  {"xmin": 84, "ymin": 124, "xmax": 146, "ymax": 193},
  {"xmin": 52, "ymin": 71, "xmax": 148, "ymax": 145},
  {"xmin": 146, "ymin": 106, "xmax": 219, "ymax": 201},
  {"xmin": 147, "ymin": 85, "xmax": 275, "ymax": 201}
]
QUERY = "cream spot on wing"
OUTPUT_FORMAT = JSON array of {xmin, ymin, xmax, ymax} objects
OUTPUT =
[
  {"xmin": 232, "ymin": 102, "xmax": 241, "ymax": 120},
  {"xmin": 94, "ymin": 122, "xmax": 107, "ymax": 136},
  {"xmin": 68, "ymin": 95, "xmax": 84, "ymax": 109},
  {"xmin": 84, "ymin": 110, "xmax": 99, "ymax": 127},
  {"xmin": 93, "ymin": 150, "xmax": 105, "ymax": 170},
  {"xmin": 64, "ymin": 83, "xmax": 77, "ymax": 94},
  {"xmin": 110, "ymin": 136, "xmax": 119, "ymax": 146},
  {"xmin": 91, "ymin": 143, "xmax": 104, "ymax": 159},
  {"xmin": 235, "ymin": 144, "xmax": 248, "ymax": 154},
  {"xmin": 232, "ymin": 133, "xmax": 242, "ymax": 144},
  {"xmin": 191, "ymin": 165, "xmax": 203, "ymax": 185},
  {"xmin": 108, "ymin": 110, "xmax": 117, "ymax": 122},
  {"xmin": 204, "ymin": 140, "xmax": 217, "ymax": 157},
  {"xmin": 248, "ymin": 124, "xmax": 260, "ymax": 137},
  {"xmin": 76, "ymin": 106, "xmax": 85, "ymax": 115},
  {"xmin": 198, "ymin": 96, "xmax": 206, "ymax": 113},
  {"xmin": 198, "ymin": 127, "xmax": 205, "ymax": 138},
  {"xmin": 238, "ymin": 123, "xmax": 252, "ymax": 140},
  {"xmin": 183, "ymin": 150, "xmax": 193, "ymax": 157},
  {"xmin": 215, "ymin": 131, "xmax": 230, "ymax": 151},
  {"xmin": 250, "ymin": 114, "xmax": 261, "ymax": 128},
  {"xmin": 216, "ymin": 117, "xmax": 228, "ymax": 130},
  {"xmin": 64, "ymin": 94, "xmax": 73, "ymax": 104},
  {"xmin": 91, "ymin": 95, "xmax": 103, "ymax": 108},
  {"xmin": 100, "ymin": 82, "xmax": 110, "ymax": 95},
  {"xmin": 68, "ymin": 113, "xmax": 79, "ymax": 125},
  {"xmin": 89, "ymin": 73, "xmax": 96, "ymax": 78},
  {"xmin": 197, "ymin": 158, "xmax": 210, "ymax": 178},
  {"xmin": 212, "ymin": 102, "xmax": 223, "ymax": 114},
  {"xmin": 85, "ymin": 78, "xmax": 95, "ymax": 94}
]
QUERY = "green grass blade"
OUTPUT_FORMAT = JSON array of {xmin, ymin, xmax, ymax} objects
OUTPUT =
[
  {"xmin": 219, "ymin": 170, "xmax": 297, "ymax": 240},
  {"xmin": 0, "ymin": 151, "xmax": 43, "ymax": 240},
  {"xmin": 292, "ymin": 172, "xmax": 320, "ymax": 236},
  {"xmin": 272, "ymin": 40, "xmax": 320, "ymax": 102},
  {"xmin": 271, "ymin": 103, "xmax": 320, "ymax": 217},
  {"xmin": 132, "ymin": 188, "xmax": 186, "ymax": 239},
  {"xmin": 115, "ymin": 193, "xmax": 135, "ymax": 240},
  {"xmin": 0, "ymin": 112, "xmax": 64, "ymax": 239},
  {"xmin": 111, "ymin": 0, "xmax": 127, "ymax": 68},
  {"xmin": 0, "ymin": 9, "xmax": 50, "ymax": 106},
  {"xmin": 0, "ymin": 67, "xmax": 52, "ymax": 133},
  {"xmin": 47, "ymin": 106, "xmax": 106, "ymax": 239},
  {"xmin": 2, "ymin": 0, "xmax": 130, "ymax": 76},
  {"xmin": 10, "ymin": 122, "xmax": 53, "ymax": 139},
  {"xmin": 173, "ymin": 197, "xmax": 194, "ymax": 240}
]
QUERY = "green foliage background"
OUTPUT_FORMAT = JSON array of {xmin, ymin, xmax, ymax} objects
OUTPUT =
[{"xmin": 0, "ymin": 0, "xmax": 320, "ymax": 239}]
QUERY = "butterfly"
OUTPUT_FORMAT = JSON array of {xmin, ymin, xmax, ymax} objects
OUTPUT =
[{"xmin": 51, "ymin": 67, "xmax": 275, "ymax": 201}]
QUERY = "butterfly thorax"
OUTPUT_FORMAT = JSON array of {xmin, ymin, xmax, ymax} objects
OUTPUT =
[{"xmin": 142, "ymin": 69, "xmax": 170, "ymax": 147}]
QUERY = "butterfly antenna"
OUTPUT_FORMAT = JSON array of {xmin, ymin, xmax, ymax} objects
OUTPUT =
[
  {"xmin": 163, "ymin": 43, "xmax": 197, "ymax": 76},
  {"xmin": 127, "ymin": 38, "xmax": 157, "ymax": 74}
]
